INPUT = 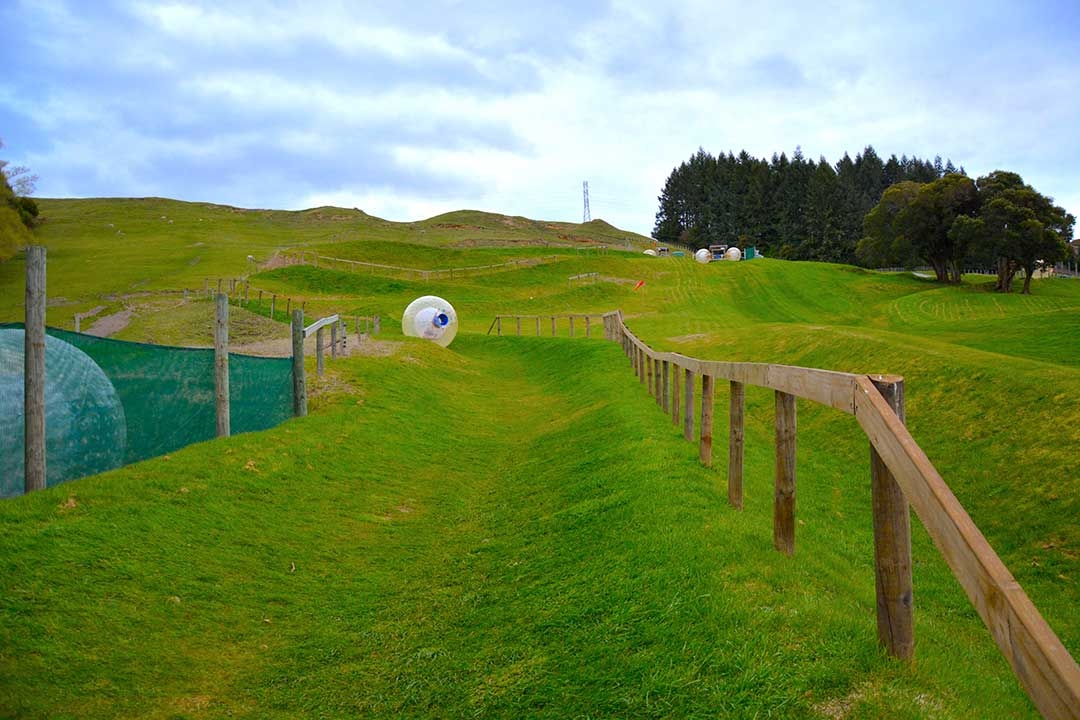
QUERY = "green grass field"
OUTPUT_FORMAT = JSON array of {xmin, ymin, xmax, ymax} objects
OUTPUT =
[{"xmin": 1, "ymin": 198, "xmax": 1078, "ymax": 718}]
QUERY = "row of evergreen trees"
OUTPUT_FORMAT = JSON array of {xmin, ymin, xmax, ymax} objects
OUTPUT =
[{"xmin": 652, "ymin": 146, "xmax": 961, "ymax": 263}]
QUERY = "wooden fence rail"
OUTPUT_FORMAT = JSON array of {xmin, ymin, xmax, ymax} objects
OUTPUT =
[
  {"xmin": 486, "ymin": 313, "xmax": 605, "ymax": 339},
  {"xmin": 602, "ymin": 309, "xmax": 1080, "ymax": 720}
]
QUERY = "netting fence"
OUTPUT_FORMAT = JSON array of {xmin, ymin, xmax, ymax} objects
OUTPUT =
[{"xmin": 1, "ymin": 323, "xmax": 294, "ymax": 497}]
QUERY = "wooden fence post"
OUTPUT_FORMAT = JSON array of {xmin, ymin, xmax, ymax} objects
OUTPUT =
[
  {"xmin": 551, "ymin": 316, "xmax": 556, "ymax": 336},
  {"xmin": 870, "ymin": 375, "xmax": 914, "ymax": 660},
  {"xmin": 646, "ymin": 353, "xmax": 653, "ymax": 393},
  {"xmin": 257, "ymin": 289, "xmax": 263, "ymax": 308},
  {"xmin": 316, "ymin": 327, "xmax": 325, "ymax": 377},
  {"xmin": 729, "ymin": 381, "xmax": 745, "ymax": 510},
  {"xmin": 570, "ymin": 316, "xmax": 575, "ymax": 337},
  {"xmin": 292, "ymin": 310, "xmax": 307, "ymax": 417},
  {"xmin": 639, "ymin": 348, "xmax": 647, "ymax": 384},
  {"xmin": 214, "ymin": 293, "xmax": 230, "ymax": 438},
  {"xmin": 585, "ymin": 316, "xmax": 591, "ymax": 337},
  {"xmin": 497, "ymin": 316, "xmax": 502, "ymax": 336},
  {"xmin": 672, "ymin": 362, "xmax": 681, "ymax": 426},
  {"xmin": 774, "ymin": 391, "xmax": 796, "ymax": 555},
  {"xmin": 683, "ymin": 368, "xmax": 695, "ymax": 441},
  {"xmin": 24, "ymin": 245, "xmax": 46, "ymax": 493},
  {"xmin": 331, "ymin": 321, "xmax": 338, "ymax": 359},
  {"xmin": 516, "ymin": 316, "xmax": 521, "ymax": 336},
  {"xmin": 656, "ymin": 358, "xmax": 665, "ymax": 410},
  {"xmin": 270, "ymin": 294, "xmax": 276, "ymax": 319},
  {"xmin": 700, "ymin": 374, "xmax": 715, "ymax": 466},
  {"xmin": 374, "ymin": 315, "xmax": 380, "ymax": 334},
  {"xmin": 536, "ymin": 316, "xmax": 541, "ymax": 336},
  {"xmin": 286, "ymin": 298, "xmax": 291, "ymax": 317},
  {"xmin": 654, "ymin": 356, "xmax": 663, "ymax": 406}
]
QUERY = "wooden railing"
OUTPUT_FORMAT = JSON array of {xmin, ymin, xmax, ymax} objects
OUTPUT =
[
  {"xmin": 487, "ymin": 313, "xmax": 606, "ymax": 338},
  {"xmin": 598, "ymin": 310, "xmax": 1080, "ymax": 720}
]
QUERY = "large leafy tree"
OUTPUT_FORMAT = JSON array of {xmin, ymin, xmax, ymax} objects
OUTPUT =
[
  {"xmin": 1, "ymin": 141, "xmax": 38, "ymax": 226},
  {"xmin": 964, "ymin": 171, "xmax": 1074, "ymax": 293},
  {"xmin": 0, "ymin": 140, "xmax": 37, "ymax": 261},
  {"xmin": 860, "ymin": 174, "xmax": 978, "ymax": 282},
  {"xmin": 901, "ymin": 173, "xmax": 979, "ymax": 283},
  {"xmin": 856, "ymin": 181, "xmax": 922, "ymax": 268}
]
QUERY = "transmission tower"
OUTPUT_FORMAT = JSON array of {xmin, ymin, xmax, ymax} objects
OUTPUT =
[{"xmin": 582, "ymin": 180, "xmax": 591, "ymax": 222}]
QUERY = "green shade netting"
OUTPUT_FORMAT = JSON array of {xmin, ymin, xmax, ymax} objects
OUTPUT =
[{"xmin": 1, "ymin": 323, "xmax": 294, "ymax": 497}]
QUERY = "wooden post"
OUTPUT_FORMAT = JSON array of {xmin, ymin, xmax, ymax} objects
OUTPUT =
[
  {"xmin": 214, "ymin": 293, "xmax": 230, "ymax": 438},
  {"xmin": 646, "ymin": 354, "xmax": 653, "ymax": 394},
  {"xmin": 570, "ymin": 316, "xmax": 575, "ymax": 337},
  {"xmin": 672, "ymin": 362, "xmax": 681, "ymax": 426},
  {"xmin": 257, "ymin": 289, "xmax": 263, "ymax": 308},
  {"xmin": 551, "ymin": 316, "xmax": 556, "ymax": 336},
  {"xmin": 244, "ymin": 282, "xmax": 249, "ymax": 304},
  {"xmin": 700, "ymin": 374, "xmax": 714, "ymax": 467},
  {"xmin": 585, "ymin": 316, "xmax": 591, "ymax": 337},
  {"xmin": 330, "ymin": 320, "xmax": 338, "ymax": 359},
  {"xmin": 203, "ymin": 277, "xmax": 209, "ymax": 296},
  {"xmin": 217, "ymin": 278, "xmax": 222, "ymax": 295},
  {"xmin": 291, "ymin": 310, "xmax": 307, "ymax": 417},
  {"xmin": 286, "ymin": 298, "xmax": 291, "ymax": 317},
  {"xmin": 654, "ymin": 356, "xmax": 663, "ymax": 406},
  {"xmin": 339, "ymin": 319, "xmax": 347, "ymax": 353},
  {"xmin": 870, "ymin": 376, "xmax": 913, "ymax": 660},
  {"xmin": 516, "ymin": 316, "xmax": 521, "ymax": 336},
  {"xmin": 24, "ymin": 245, "xmax": 46, "ymax": 493},
  {"xmin": 683, "ymin": 368, "xmax": 695, "ymax": 441},
  {"xmin": 774, "ymin": 391, "xmax": 796, "ymax": 555},
  {"xmin": 729, "ymin": 381, "xmax": 745, "ymax": 510},
  {"xmin": 639, "ymin": 348, "xmax": 647, "ymax": 384},
  {"xmin": 316, "ymin": 327, "xmax": 325, "ymax": 377},
  {"xmin": 536, "ymin": 316, "xmax": 541, "ymax": 336},
  {"xmin": 374, "ymin": 315, "xmax": 380, "ymax": 334},
  {"xmin": 270, "ymin": 294, "xmax": 276, "ymax": 319},
  {"xmin": 656, "ymin": 362, "xmax": 665, "ymax": 414},
  {"xmin": 497, "ymin": 316, "xmax": 502, "ymax": 336}
]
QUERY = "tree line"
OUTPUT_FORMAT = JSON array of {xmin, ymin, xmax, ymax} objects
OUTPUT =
[
  {"xmin": 652, "ymin": 145, "xmax": 1075, "ymax": 294},
  {"xmin": 652, "ymin": 145, "xmax": 957, "ymax": 263}
]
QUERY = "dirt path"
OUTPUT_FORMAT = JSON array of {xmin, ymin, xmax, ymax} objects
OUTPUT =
[{"xmin": 85, "ymin": 309, "xmax": 134, "ymax": 337}]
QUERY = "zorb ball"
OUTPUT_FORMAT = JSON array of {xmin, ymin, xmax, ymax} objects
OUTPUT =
[
  {"xmin": 726, "ymin": 247, "xmax": 742, "ymax": 261},
  {"xmin": 402, "ymin": 296, "xmax": 459, "ymax": 348},
  {"xmin": 694, "ymin": 248, "xmax": 712, "ymax": 264},
  {"xmin": 0, "ymin": 329, "xmax": 127, "ymax": 496}
]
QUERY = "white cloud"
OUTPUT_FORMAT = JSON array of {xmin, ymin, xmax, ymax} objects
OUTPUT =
[{"xmin": 3, "ymin": 0, "xmax": 1077, "ymax": 236}]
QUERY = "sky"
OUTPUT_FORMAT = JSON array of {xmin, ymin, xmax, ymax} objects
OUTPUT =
[{"xmin": 2, "ymin": 0, "xmax": 1078, "ymax": 236}]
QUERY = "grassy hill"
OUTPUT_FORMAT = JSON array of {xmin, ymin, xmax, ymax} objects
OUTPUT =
[{"xmin": 1, "ymin": 198, "xmax": 1078, "ymax": 718}]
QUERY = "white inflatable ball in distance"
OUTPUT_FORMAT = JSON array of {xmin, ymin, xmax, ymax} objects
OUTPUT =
[{"xmin": 401, "ymin": 296, "xmax": 459, "ymax": 348}]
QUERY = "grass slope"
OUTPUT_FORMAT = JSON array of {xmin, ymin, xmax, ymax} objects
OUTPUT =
[
  {"xmin": 0, "ymin": 338, "xmax": 1048, "ymax": 718},
  {"xmin": 2, "ymin": 198, "xmax": 1078, "ymax": 718}
]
